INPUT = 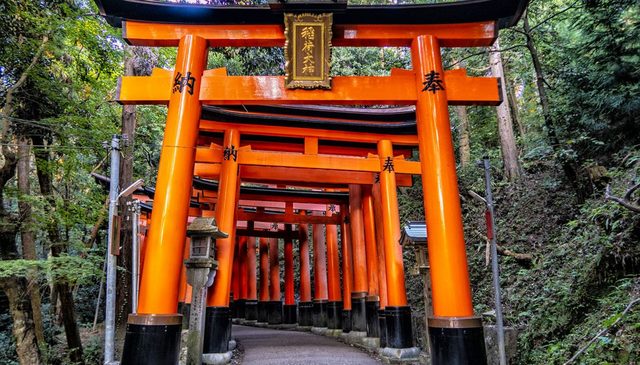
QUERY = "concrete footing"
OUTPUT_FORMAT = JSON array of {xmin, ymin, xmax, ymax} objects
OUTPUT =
[
  {"xmin": 341, "ymin": 330, "xmax": 367, "ymax": 345},
  {"xmin": 361, "ymin": 337, "xmax": 380, "ymax": 350},
  {"xmin": 228, "ymin": 339, "xmax": 236, "ymax": 351},
  {"xmin": 379, "ymin": 347, "xmax": 421, "ymax": 363},
  {"xmin": 311, "ymin": 327, "xmax": 329, "ymax": 336},
  {"xmin": 202, "ymin": 351, "xmax": 233, "ymax": 365}
]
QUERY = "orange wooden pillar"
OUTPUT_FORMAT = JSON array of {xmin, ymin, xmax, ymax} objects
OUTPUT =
[
  {"xmin": 372, "ymin": 182, "xmax": 389, "ymax": 347},
  {"xmin": 297, "ymin": 213, "xmax": 313, "ymax": 326},
  {"xmin": 231, "ymin": 240, "xmax": 240, "ymax": 317},
  {"xmin": 349, "ymin": 184, "xmax": 369, "ymax": 333},
  {"xmin": 283, "ymin": 224, "xmax": 297, "ymax": 324},
  {"xmin": 377, "ymin": 139, "xmax": 414, "ymax": 352},
  {"xmin": 412, "ymin": 35, "xmax": 485, "ymax": 361},
  {"xmin": 258, "ymin": 237, "xmax": 270, "ymax": 323},
  {"xmin": 362, "ymin": 186, "xmax": 381, "ymax": 339},
  {"xmin": 267, "ymin": 237, "xmax": 283, "ymax": 324},
  {"xmin": 237, "ymin": 236, "xmax": 248, "ymax": 319},
  {"xmin": 312, "ymin": 211, "xmax": 329, "ymax": 328},
  {"xmin": 122, "ymin": 35, "xmax": 207, "ymax": 365},
  {"xmin": 325, "ymin": 206, "xmax": 342, "ymax": 330},
  {"xmin": 340, "ymin": 205, "xmax": 354, "ymax": 333},
  {"xmin": 245, "ymin": 236, "xmax": 259, "ymax": 321},
  {"xmin": 204, "ymin": 128, "xmax": 240, "ymax": 355}
]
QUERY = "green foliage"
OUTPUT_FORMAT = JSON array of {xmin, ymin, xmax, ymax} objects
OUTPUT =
[{"xmin": 0, "ymin": 254, "xmax": 103, "ymax": 286}]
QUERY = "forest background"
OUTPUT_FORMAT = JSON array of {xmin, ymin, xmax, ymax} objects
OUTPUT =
[{"xmin": 0, "ymin": 0, "xmax": 638, "ymax": 364}]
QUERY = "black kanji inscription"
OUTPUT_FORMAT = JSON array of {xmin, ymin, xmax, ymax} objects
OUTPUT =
[
  {"xmin": 421, "ymin": 70, "xmax": 445, "ymax": 94},
  {"xmin": 223, "ymin": 145, "xmax": 238, "ymax": 161},
  {"xmin": 172, "ymin": 71, "xmax": 196, "ymax": 95}
]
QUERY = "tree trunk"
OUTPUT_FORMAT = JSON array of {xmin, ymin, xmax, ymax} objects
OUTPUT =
[
  {"xmin": 17, "ymin": 137, "xmax": 46, "ymax": 352},
  {"xmin": 503, "ymin": 62, "xmax": 526, "ymax": 139},
  {"xmin": 490, "ymin": 37, "xmax": 522, "ymax": 181},
  {"xmin": 116, "ymin": 51, "xmax": 136, "ymax": 326},
  {"xmin": 1, "ymin": 277, "xmax": 43, "ymax": 365},
  {"xmin": 116, "ymin": 46, "xmax": 155, "ymax": 325},
  {"xmin": 0, "ymin": 145, "xmax": 42, "ymax": 365},
  {"xmin": 523, "ymin": 13, "xmax": 560, "ymax": 148},
  {"xmin": 32, "ymin": 135, "xmax": 84, "ymax": 364},
  {"xmin": 456, "ymin": 106, "xmax": 471, "ymax": 167}
]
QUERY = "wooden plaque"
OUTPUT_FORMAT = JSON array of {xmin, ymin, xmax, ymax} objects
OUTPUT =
[{"xmin": 284, "ymin": 13, "xmax": 332, "ymax": 89}]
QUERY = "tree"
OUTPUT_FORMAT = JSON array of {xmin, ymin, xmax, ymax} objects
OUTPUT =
[{"xmin": 490, "ymin": 38, "xmax": 522, "ymax": 180}]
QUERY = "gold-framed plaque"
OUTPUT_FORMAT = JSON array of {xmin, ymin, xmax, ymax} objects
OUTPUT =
[{"xmin": 284, "ymin": 13, "xmax": 332, "ymax": 89}]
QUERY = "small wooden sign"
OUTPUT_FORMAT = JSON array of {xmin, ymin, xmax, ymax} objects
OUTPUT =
[{"xmin": 284, "ymin": 13, "xmax": 332, "ymax": 89}]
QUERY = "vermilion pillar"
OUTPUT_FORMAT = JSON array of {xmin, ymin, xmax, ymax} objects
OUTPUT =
[
  {"xmin": 258, "ymin": 237, "xmax": 270, "ymax": 323},
  {"xmin": 245, "ymin": 236, "xmax": 259, "ymax": 321},
  {"xmin": 412, "ymin": 35, "xmax": 486, "ymax": 362},
  {"xmin": 340, "ymin": 205, "xmax": 353, "ymax": 333},
  {"xmin": 268, "ymin": 237, "xmax": 283, "ymax": 324},
  {"xmin": 283, "ymin": 224, "xmax": 297, "ymax": 324},
  {"xmin": 349, "ymin": 184, "xmax": 368, "ymax": 333},
  {"xmin": 312, "ymin": 212, "xmax": 329, "ymax": 328},
  {"xmin": 237, "ymin": 236, "xmax": 248, "ymax": 319},
  {"xmin": 362, "ymin": 186, "xmax": 381, "ymax": 339},
  {"xmin": 298, "ymin": 213, "xmax": 313, "ymax": 326},
  {"xmin": 204, "ymin": 128, "xmax": 240, "ymax": 356},
  {"xmin": 377, "ymin": 139, "xmax": 414, "ymax": 353},
  {"xmin": 372, "ymin": 182, "xmax": 389, "ymax": 347},
  {"xmin": 231, "ymin": 243, "xmax": 240, "ymax": 316},
  {"xmin": 122, "ymin": 35, "xmax": 207, "ymax": 365},
  {"xmin": 325, "ymin": 206, "xmax": 342, "ymax": 330}
]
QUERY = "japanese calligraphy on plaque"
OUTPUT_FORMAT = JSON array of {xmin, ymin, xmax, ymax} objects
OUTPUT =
[{"xmin": 284, "ymin": 13, "xmax": 332, "ymax": 89}]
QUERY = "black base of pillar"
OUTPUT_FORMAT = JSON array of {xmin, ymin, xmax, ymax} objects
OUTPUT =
[
  {"xmin": 121, "ymin": 314, "xmax": 182, "ymax": 365},
  {"xmin": 385, "ymin": 306, "xmax": 413, "ymax": 349},
  {"xmin": 378, "ymin": 309, "xmax": 387, "ymax": 347},
  {"xmin": 429, "ymin": 317, "xmax": 487, "ymax": 365},
  {"xmin": 351, "ymin": 293, "xmax": 367, "ymax": 332},
  {"xmin": 312, "ymin": 300, "xmax": 328, "ymax": 328},
  {"xmin": 267, "ymin": 300, "xmax": 283, "ymax": 325},
  {"xmin": 284, "ymin": 304, "xmax": 298, "ymax": 324},
  {"xmin": 235, "ymin": 299, "xmax": 246, "ymax": 319},
  {"xmin": 365, "ymin": 300, "xmax": 380, "ymax": 337},
  {"xmin": 342, "ymin": 310, "xmax": 352, "ymax": 333},
  {"xmin": 245, "ymin": 300, "xmax": 258, "ymax": 321},
  {"xmin": 326, "ymin": 301, "xmax": 343, "ymax": 329},
  {"xmin": 257, "ymin": 301, "xmax": 269, "ymax": 323},
  {"xmin": 298, "ymin": 301, "xmax": 313, "ymax": 326},
  {"xmin": 177, "ymin": 302, "xmax": 191, "ymax": 329},
  {"xmin": 203, "ymin": 307, "xmax": 231, "ymax": 354}
]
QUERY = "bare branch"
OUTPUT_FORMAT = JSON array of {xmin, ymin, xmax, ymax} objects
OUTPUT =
[
  {"xmin": 564, "ymin": 297, "xmax": 640, "ymax": 364},
  {"xmin": 530, "ymin": 0, "xmax": 581, "ymax": 33},
  {"xmin": 605, "ymin": 184, "xmax": 640, "ymax": 213},
  {"xmin": 446, "ymin": 44, "xmax": 528, "ymax": 69}
]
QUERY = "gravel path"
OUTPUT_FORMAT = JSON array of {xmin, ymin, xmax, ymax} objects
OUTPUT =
[{"xmin": 232, "ymin": 325, "xmax": 382, "ymax": 365}]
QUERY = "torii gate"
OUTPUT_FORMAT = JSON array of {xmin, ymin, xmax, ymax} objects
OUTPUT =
[{"xmin": 97, "ymin": 1, "xmax": 527, "ymax": 364}]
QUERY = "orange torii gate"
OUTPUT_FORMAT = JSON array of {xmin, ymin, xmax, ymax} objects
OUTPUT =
[{"xmin": 98, "ymin": 1, "xmax": 527, "ymax": 364}]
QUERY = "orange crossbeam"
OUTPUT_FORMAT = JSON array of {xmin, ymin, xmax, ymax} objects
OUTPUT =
[
  {"xmin": 194, "ymin": 164, "xmax": 414, "ymax": 187},
  {"xmin": 123, "ymin": 21, "xmax": 496, "ymax": 48},
  {"xmin": 195, "ymin": 148, "xmax": 422, "ymax": 175},
  {"xmin": 116, "ymin": 70, "xmax": 500, "ymax": 106},
  {"xmin": 236, "ymin": 210, "xmax": 342, "ymax": 225},
  {"xmin": 200, "ymin": 121, "xmax": 419, "ymax": 145}
]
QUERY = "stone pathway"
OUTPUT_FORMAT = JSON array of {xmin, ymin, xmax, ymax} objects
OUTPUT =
[{"xmin": 232, "ymin": 325, "xmax": 382, "ymax": 365}]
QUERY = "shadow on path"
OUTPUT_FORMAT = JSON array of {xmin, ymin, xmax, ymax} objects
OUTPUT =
[{"xmin": 233, "ymin": 325, "xmax": 382, "ymax": 365}]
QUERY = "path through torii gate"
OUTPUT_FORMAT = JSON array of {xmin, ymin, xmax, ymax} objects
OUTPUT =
[{"xmin": 96, "ymin": 1, "xmax": 527, "ymax": 364}]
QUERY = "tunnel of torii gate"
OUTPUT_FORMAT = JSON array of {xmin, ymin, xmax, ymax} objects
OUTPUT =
[{"xmin": 96, "ymin": 1, "xmax": 528, "ymax": 364}]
